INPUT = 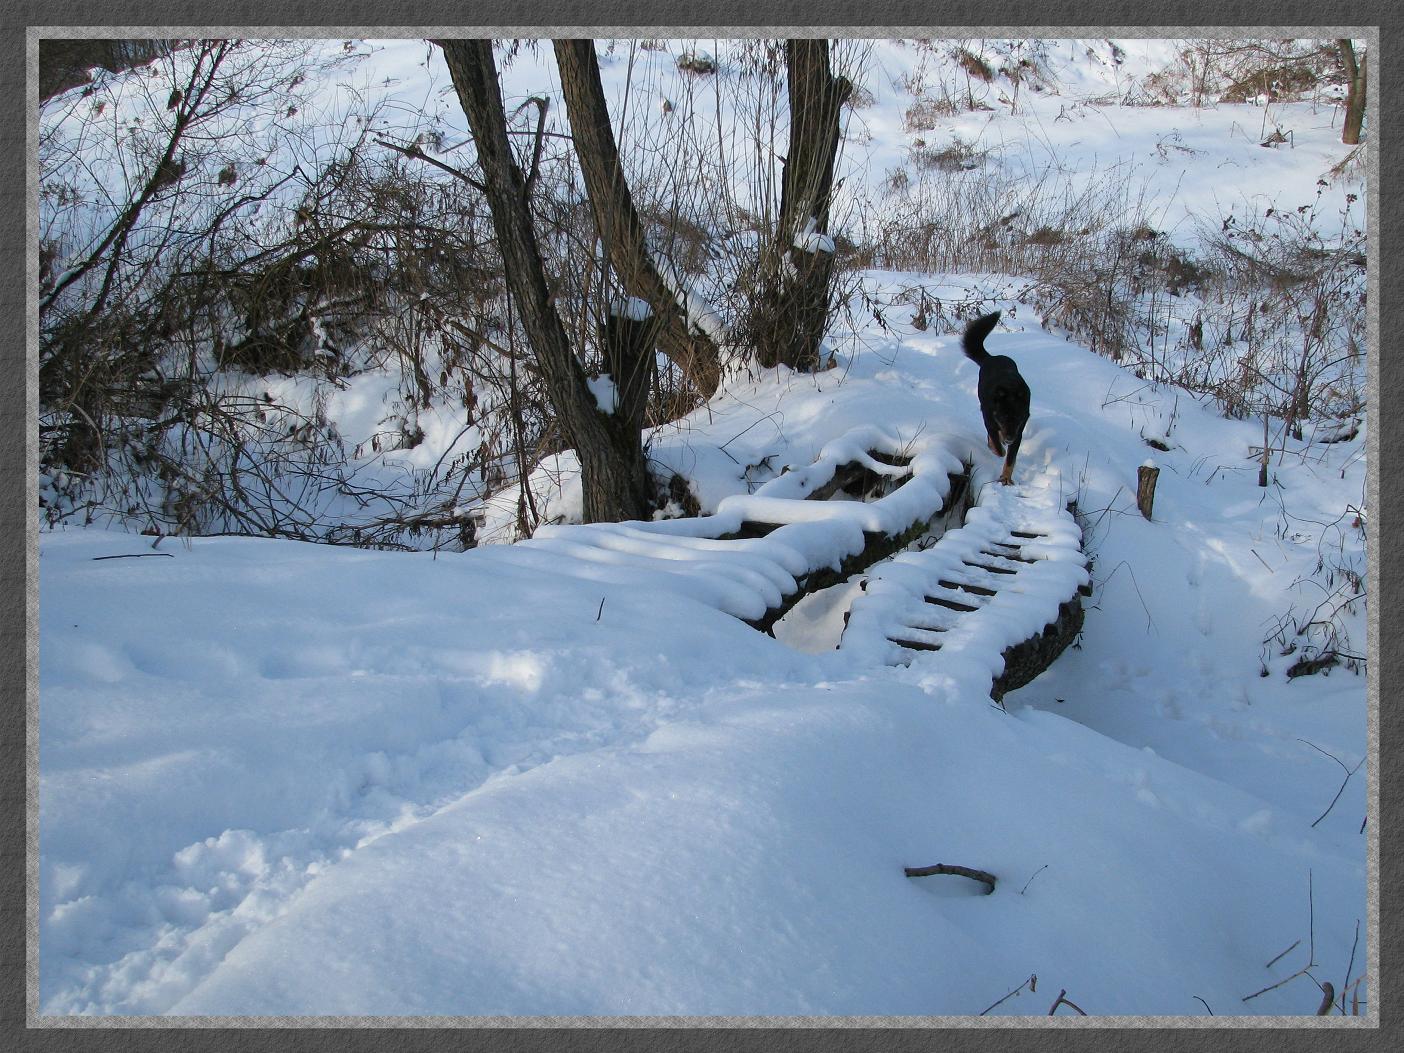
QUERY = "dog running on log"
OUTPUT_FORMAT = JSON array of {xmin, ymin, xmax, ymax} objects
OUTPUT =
[{"xmin": 962, "ymin": 311, "xmax": 1030, "ymax": 486}]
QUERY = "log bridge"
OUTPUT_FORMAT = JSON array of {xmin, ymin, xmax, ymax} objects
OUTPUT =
[{"xmin": 494, "ymin": 426, "xmax": 1089, "ymax": 700}]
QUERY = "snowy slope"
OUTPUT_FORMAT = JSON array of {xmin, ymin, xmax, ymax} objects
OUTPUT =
[
  {"xmin": 37, "ymin": 36, "xmax": 1369, "ymax": 1019},
  {"xmin": 39, "ymin": 304, "xmax": 1367, "ymax": 1017}
]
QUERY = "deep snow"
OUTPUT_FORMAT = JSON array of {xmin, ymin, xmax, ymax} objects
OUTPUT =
[
  {"xmin": 36, "ymin": 36, "xmax": 1370, "ymax": 1020},
  {"xmin": 38, "ymin": 309, "xmax": 1368, "ymax": 1017}
]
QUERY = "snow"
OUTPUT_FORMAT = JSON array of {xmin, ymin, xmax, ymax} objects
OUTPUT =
[
  {"xmin": 839, "ymin": 477, "xmax": 1090, "ymax": 671},
  {"xmin": 490, "ymin": 423, "xmax": 962, "ymax": 623},
  {"xmin": 36, "ymin": 36, "xmax": 1369, "ymax": 1020},
  {"xmin": 586, "ymin": 373, "xmax": 619, "ymax": 415},
  {"xmin": 38, "ymin": 302, "xmax": 1369, "ymax": 1016},
  {"xmin": 682, "ymin": 287, "xmax": 729, "ymax": 344},
  {"xmin": 795, "ymin": 216, "xmax": 837, "ymax": 255},
  {"xmin": 611, "ymin": 295, "xmax": 653, "ymax": 323}
]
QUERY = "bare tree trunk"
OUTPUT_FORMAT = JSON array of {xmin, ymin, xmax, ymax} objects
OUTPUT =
[
  {"xmin": 1338, "ymin": 39, "xmax": 1366, "ymax": 146},
  {"xmin": 440, "ymin": 39, "xmax": 651, "ymax": 524},
  {"xmin": 552, "ymin": 39, "xmax": 723, "ymax": 398},
  {"xmin": 755, "ymin": 39, "xmax": 852, "ymax": 371},
  {"xmin": 598, "ymin": 313, "xmax": 654, "ymax": 438}
]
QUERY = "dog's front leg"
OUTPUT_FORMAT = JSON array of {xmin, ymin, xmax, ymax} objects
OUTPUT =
[
  {"xmin": 999, "ymin": 432, "xmax": 1023, "ymax": 485},
  {"xmin": 983, "ymin": 411, "xmax": 1005, "ymax": 457}
]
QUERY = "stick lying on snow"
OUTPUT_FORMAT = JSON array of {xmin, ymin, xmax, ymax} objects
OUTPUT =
[{"xmin": 903, "ymin": 863, "xmax": 997, "ymax": 894}]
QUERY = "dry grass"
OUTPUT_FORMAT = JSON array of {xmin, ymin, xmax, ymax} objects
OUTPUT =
[
  {"xmin": 954, "ymin": 46, "xmax": 995, "ymax": 82},
  {"xmin": 903, "ymin": 96, "xmax": 958, "ymax": 131}
]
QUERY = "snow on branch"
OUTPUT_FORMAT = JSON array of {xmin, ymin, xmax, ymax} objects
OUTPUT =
[
  {"xmin": 793, "ymin": 215, "xmax": 836, "ymax": 255},
  {"xmin": 610, "ymin": 295, "xmax": 653, "ymax": 323},
  {"xmin": 650, "ymin": 251, "xmax": 730, "ymax": 344}
]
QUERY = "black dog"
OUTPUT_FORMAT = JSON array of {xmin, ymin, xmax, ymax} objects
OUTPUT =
[{"xmin": 962, "ymin": 311, "xmax": 1029, "ymax": 486}]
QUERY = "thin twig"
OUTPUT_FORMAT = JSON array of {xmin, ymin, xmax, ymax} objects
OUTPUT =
[
  {"xmin": 375, "ymin": 136, "xmax": 487, "ymax": 192},
  {"xmin": 1308, "ymin": 869, "xmax": 1316, "ymax": 965},
  {"xmin": 595, "ymin": 597, "xmax": 605, "ymax": 622},
  {"xmin": 91, "ymin": 552, "xmax": 175, "ymax": 560},
  {"xmin": 1019, "ymin": 864, "xmax": 1049, "ymax": 895},
  {"xmin": 1193, "ymin": 995, "xmax": 1214, "ymax": 1015},
  {"xmin": 1297, "ymin": 737, "xmax": 1350, "ymax": 771},
  {"xmin": 1097, "ymin": 559, "xmax": 1156, "ymax": 632},
  {"xmin": 1049, "ymin": 989, "xmax": 1087, "ymax": 1016},
  {"xmin": 1242, "ymin": 966, "xmax": 1313, "ymax": 1002},
  {"xmin": 718, "ymin": 409, "xmax": 784, "ymax": 453},
  {"xmin": 1339, "ymin": 919, "xmax": 1360, "ymax": 1015},
  {"xmin": 1341, "ymin": 973, "xmax": 1367, "ymax": 1016},
  {"xmin": 1297, "ymin": 740, "xmax": 1365, "ymax": 828},
  {"xmin": 979, "ymin": 974, "xmax": 1036, "ymax": 1016},
  {"xmin": 1265, "ymin": 938, "xmax": 1301, "ymax": 970},
  {"xmin": 1311, "ymin": 756, "xmax": 1363, "ymax": 828}
]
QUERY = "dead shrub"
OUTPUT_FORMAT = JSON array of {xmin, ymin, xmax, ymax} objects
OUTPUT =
[
  {"xmin": 1221, "ymin": 62, "xmax": 1327, "ymax": 102},
  {"xmin": 638, "ymin": 205, "xmax": 715, "ymax": 276},
  {"xmin": 907, "ymin": 137, "xmax": 984, "ymax": 172},
  {"xmin": 954, "ymin": 46, "xmax": 994, "ymax": 82},
  {"xmin": 845, "ymin": 82, "xmax": 877, "ymax": 108},
  {"xmin": 903, "ymin": 96, "xmax": 956, "ymax": 131},
  {"xmin": 1024, "ymin": 226, "xmax": 1068, "ymax": 247},
  {"xmin": 831, "ymin": 231, "xmax": 876, "ymax": 269},
  {"xmin": 676, "ymin": 52, "xmax": 718, "ymax": 76}
]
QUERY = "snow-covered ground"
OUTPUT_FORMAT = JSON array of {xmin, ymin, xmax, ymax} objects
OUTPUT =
[{"xmin": 36, "ymin": 37, "xmax": 1370, "ymax": 1019}]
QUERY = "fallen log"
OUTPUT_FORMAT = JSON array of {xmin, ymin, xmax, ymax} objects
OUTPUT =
[
  {"xmin": 991, "ymin": 590, "xmax": 1087, "ymax": 701},
  {"xmin": 744, "ymin": 469, "xmax": 972, "ymax": 634}
]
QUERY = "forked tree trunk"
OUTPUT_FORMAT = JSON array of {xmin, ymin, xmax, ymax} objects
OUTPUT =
[
  {"xmin": 553, "ymin": 39, "xmax": 723, "ymax": 397},
  {"xmin": 1337, "ymin": 39, "xmax": 1366, "ymax": 146},
  {"xmin": 439, "ymin": 40, "xmax": 652, "ymax": 524},
  {"xmin": 756, "ymin": 39, "xmax": 852, "ymax": 371}
]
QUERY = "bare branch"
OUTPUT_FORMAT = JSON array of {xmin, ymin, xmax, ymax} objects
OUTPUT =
[
  {"xmin": 375, "ymin": 135, "xmax": 487, "ymax": 192},
  {"xmin": 1048, "ymin": 989, "xmax": 1087, "ymax": 1016},
  {"xmin": 979, "ymin": 974, "xmax": 1037, "ymax": 1016}
]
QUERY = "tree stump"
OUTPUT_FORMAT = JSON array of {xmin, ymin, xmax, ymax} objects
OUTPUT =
[{"xmin": 1136, "ymin": 463, "xmax": 1160, "ymax": 520}]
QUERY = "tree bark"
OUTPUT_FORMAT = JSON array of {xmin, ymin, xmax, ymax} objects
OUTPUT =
[
  {"xmin": 552, "ymin": 39, "xmax": 723, "ymax": 397},
  {"xmin": 1338, "ymin": 39, "xmax": 1366, "ymax": 146},
  {"xmin": 598, "ymin": 313, "xmax": 653, "ymax": 438},
  {"xmin": 440, "ymin": 40, "xmax": 651, "ymax": 524},
  {"xmin": 755, "ymin": 40, "xmax": 852, "ymax": 371}
]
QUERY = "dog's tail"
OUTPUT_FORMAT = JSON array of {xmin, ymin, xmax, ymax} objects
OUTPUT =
[{"xmin": 961, "ymin": 311, "xmax": 1002, "ymax": 364}]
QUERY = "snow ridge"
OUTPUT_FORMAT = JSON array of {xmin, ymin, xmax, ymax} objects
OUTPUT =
[{"xmin": 497, "ymin": 425, "xmax": 966, "ymax": 622}]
